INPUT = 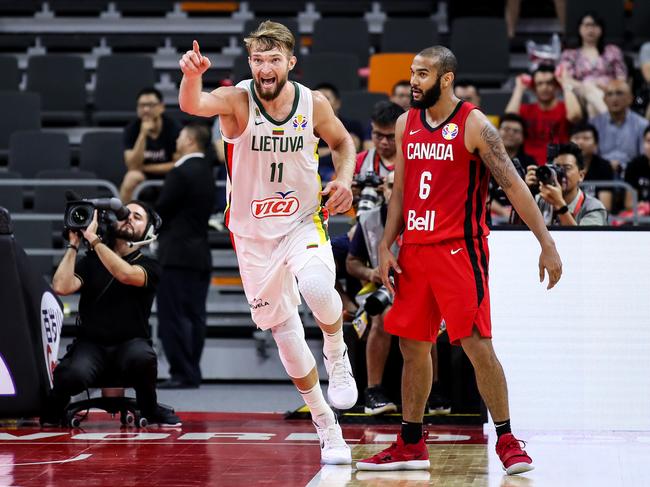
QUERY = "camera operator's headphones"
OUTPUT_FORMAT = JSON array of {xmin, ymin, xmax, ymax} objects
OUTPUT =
[{"xmin": 126, "ymin": 200, "xmax": 162, "ymax": 249}]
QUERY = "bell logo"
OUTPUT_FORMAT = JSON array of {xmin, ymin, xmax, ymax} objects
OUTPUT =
[
  {"xmin": 251, "ymin": 191, "xmax": 300, "ymax": 219},
  {"xmin": 407, "ymin": 209, "xmax": 435, "ymax": 232}
]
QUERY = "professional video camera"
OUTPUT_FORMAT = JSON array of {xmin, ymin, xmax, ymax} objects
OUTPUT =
[
  {"xmin": 63, "ymin": 197, "xmax": 130, "ymax": 248},
  {"xmin": 354, "ymin": 170, "xmax": 384, "ymax": 214},
  {"xmin": 535, "ymin": 143, "xmax": 567, "ymax": 187}
]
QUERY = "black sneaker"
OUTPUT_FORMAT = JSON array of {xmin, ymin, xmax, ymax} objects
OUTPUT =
[
  {"xmin": 427, "ymin": 392, "xmax": 451, "ymax": 415},
  {"xmin": 145, "ymin": 406, "xmax": 182, "ymax": 427},
  {"xmin": 364, "ymin": 386, "xmax": 398, "ymax": 415}
]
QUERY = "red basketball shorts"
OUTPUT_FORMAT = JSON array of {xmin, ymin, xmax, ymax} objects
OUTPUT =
[{"xmin": 384, "ymin": 237, "xmax": 492, "ymax": 344}]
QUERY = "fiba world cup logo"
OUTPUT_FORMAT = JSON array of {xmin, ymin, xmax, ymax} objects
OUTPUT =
[
  {"xmin": 292, "ymin": 114, "xmax": 308, "ymax": 131},
  {"xmin": 442, "ymin": 123, "xmax": 458, "ymax": 141}
]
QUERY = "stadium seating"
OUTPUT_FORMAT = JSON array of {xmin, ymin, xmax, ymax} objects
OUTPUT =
[
  {"xmin": 92, "ymin": 55, "xmax": 155, "ymax": 125},
  {"xmin": 0, "ymin": 93, "xmax": 41, "ymax": 156},
  {"xmin": 8, "ymin": 131, "xmax": 70, "ymax": 178},
  {"xmin": 301, "ymin": 53, "xmax": 359, "ymax": 91},
  {"xmin": 26, "ymin": 55, "xmax": 86, "ymax": 124},
  {"xmin": 311, "ymin": 18, "xmax": 371, "ymax": 67},
  {"xmin": 381, "ymin": 18, "xmax": 438, "ymax": 53},
  {"xmin": 32, "ymin": 169, "xmax": 98, "ymax": 213},
  {"xmin": 368, "ymin": 53, "xmax": 414, "ymax": 96},
  {"xmin": 450, "ymin": 17, "xmax": 510, "ymax": 85},
  {"xmin": 79, "ymin": 131, "xmax": 126, "ymax": 188},
  {"xmin": 0, "ymin": 171, "xmax": 23, "ymax": 212},
  {"xmin": 339, "ymin": 91, "xmax": 389, "ymax": 125},
  {"xmin": 0, "ymin": 56, "xmax": 20, "ymax": 91}
]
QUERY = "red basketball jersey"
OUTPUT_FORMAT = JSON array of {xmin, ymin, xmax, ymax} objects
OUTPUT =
[{"xmin": 401, "ymin": 101, "xmax": 490, "ymax": 245}]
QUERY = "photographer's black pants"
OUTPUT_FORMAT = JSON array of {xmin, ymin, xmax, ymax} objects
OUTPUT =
[
  {"xmin": 157, "ymin": 268, "xmax": 210, "ymax": 386},
  {"xmin": 50, "ymin": 338, "xmax": 158, "ymax": 416}
]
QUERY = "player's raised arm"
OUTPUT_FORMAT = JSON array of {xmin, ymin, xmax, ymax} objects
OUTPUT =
[
  {"xmin": 179, "ymin": 40, "xmax": 237, "ymax": 117},
  {"xmin": 312, "ymin": 90, "xmax": 356, "ymax": 214},
  {"xmin": 466, "ymin": 109, "xmax": 563, "ymax": 289}
]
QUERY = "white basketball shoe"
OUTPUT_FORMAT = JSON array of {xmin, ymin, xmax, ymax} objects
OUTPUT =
[
  {"xmin": 315, "ymin": 420, "xmax": 352, "ymax": 465},
  {"xmin": 323, "ymin": 348, "xmax": 358, "ymax": 410}
]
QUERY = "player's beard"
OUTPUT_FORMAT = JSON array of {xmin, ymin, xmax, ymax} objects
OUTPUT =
[
  {"xmin": 411, "ymin": 76, "xmax": 442, "ymax": 109},
  {"xmin": 254, "ymin": 72, "xmax": 288, "ymax": 101}
]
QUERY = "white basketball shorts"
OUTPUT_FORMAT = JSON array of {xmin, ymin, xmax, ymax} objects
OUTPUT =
[{"xmin": 232, "ymin": 215, "xmax": 335, "ymax": 329}]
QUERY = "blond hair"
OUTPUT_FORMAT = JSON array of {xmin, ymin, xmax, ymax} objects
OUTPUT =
[{"xmin": 244, "ymin": 20, "xmax": 295, "ymax": 56}]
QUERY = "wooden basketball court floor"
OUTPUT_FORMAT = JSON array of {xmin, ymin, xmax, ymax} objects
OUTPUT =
[{"xmin": 0, "ymin": 412, "xmax": 648, "ymax": 486}]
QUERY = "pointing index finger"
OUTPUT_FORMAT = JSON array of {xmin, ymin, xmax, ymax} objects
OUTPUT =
[{"xmin": 193, "ymin": 40, "xmax": 201, "ymax": 56}]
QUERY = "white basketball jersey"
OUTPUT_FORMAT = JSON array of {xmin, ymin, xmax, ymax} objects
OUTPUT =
[{"xmin": 221, "ymin": 80, "xmax": 323, "ymax": 239}]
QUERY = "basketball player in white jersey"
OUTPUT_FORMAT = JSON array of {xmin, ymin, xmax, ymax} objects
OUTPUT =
[{"xmin": 178, "ymin": 21, "xmax": 357, "ymax": 464}]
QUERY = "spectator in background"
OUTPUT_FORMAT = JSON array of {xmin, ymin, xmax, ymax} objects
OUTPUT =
[
  {"xmin": 499, "ymin": 113, "xmax": 537, "ymax": 168},
  {"xmin": 355, "ymin": 101, "xmax": 403, "ymax": 178},
  {"xmin": 569, "ymin": 123, "xmax": 614, "ymax": 211},
  {"xmin": 506, "ymin": 64, "xmax": 582, "ymax": 165},
  {"xmin": 315, "ymin": 83, "xmax": 364, "ymax": 181},
  {"xmin": 624, "ymin": 126, "xmax": 650, "ymax": 209},
  {"xmin": 156, "ymin": 124, "xmax": 216, "ymax": 389},
  {"xmin": 454, "ymin": 80, "xmax": 481, "ymax": 107},
  {"xmin": 590, "ymin": 80, "xmax": 649, "ymax": 173},
  {"xmin": 559, "ymin": 11, "xmax": 627, "ymax": 117},
  {"xmin": 455, "ymin": 80, "xmax": 499, "ymax": 126},
  {"xmin": 527, "ymin": 143, "xmax": 607, "ymax": 225},
  {"xmin": 632, "ymin": 43, "xmax": 650, "ymax": 120},
  {"xmin": 490, "ymin": 114, "xmax": 536, "ymax": 222},
  {"xmin": 390, "ymin": 80, "xmax": 411, "ymax": 111},
  {"xmin": 120, "ymin": 88, "xmax": 182, "ymax": 203}
]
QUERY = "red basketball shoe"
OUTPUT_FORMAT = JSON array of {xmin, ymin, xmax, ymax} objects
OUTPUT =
[
  {"xmin": 356, "ymin": 434, "xmax": 430, "ymax": 471},
  {"xmin": 496, "ymin": 433, "xmax": 534, "ymax": 475}
]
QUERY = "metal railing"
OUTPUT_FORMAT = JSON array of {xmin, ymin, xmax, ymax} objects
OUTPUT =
[
  {"xmin": 579, "ymin": 180, "xmax": 644, "ymax": 225},
  {"xmin": 133, "ymin": 179, "xmax": 227, "ymax": 200}
]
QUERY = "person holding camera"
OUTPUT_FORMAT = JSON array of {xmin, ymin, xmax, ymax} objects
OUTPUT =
[
  {"xmin": 156, "ymin": 124, "xmax": 216, "ymax": 389},
  {"xmin": 346, "ymin": 171, "xmax": 397, "ymax": 415},
  {"xmin": 355, "ymin": 101, "xmax": 404, "ymax": 180},
  {"xmin": 44, "ymin": 201, "xmax": 180, "ymax": 426},
  {"xmin": 525, "ymin": 143, "xmax": 607, "ymax": 226}
]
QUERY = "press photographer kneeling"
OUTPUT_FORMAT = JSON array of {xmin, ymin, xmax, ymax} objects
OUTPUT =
[
  {"xmin": 526, "ymin": 143, "xmax": 607, "ymax": 226},
  {"xmin": 42, "ymin": 198, "xmax": 181, "ymax": 426}
]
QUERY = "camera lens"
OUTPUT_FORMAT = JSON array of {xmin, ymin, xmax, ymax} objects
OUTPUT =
[
  {"xmin": 365, "ymin": 287, "xmax": 393, "ymax": 316},
  {"xmin": 70, "ymin": 207, "xmax": 90, "ymax": 225},
  {"xmin": 535, "ymin": 165, "xmax": 555, "ymax": 186}
]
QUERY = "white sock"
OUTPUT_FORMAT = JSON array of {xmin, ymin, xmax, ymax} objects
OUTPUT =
[
  {"xmin": 322, "ymin": 326, "xmax": 345, "ymax": 361},
  {"xmin": 299, "ymin": 384, "xmax": 335, "ymax": 428}
]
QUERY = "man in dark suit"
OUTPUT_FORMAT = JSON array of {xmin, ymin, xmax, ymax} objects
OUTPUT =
[{"xmin": 156, "ymin": 123, "xmax": 216, "ymax": 388}]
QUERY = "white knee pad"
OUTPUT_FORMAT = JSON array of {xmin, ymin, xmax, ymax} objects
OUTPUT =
[
  {"xmin": 297, "ymin": 262, "xmax": 342, "ymax": 325},
  {"xmin": 271, "ymin": 312, "xmax": 316, "ymax": 379}
]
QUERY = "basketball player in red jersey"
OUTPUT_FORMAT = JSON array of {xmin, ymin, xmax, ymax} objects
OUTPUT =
[{"xmin": 356, "ymin": 47, "xmax": 563, "ymax": 474}]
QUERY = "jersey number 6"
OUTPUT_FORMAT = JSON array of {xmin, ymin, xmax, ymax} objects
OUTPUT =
[{"xmin": 419, "ymin": 171, "xmax": 432, "ymax": 199}]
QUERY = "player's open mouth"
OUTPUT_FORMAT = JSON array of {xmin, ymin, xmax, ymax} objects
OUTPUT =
[{"xmin": 261, "ymin": 77, "xmax": 275, "ymax": 87}]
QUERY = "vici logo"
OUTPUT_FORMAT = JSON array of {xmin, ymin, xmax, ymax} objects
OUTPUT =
[{"xmin": 251, "ymin": 191, "xmax": 300, "ymax": 219}]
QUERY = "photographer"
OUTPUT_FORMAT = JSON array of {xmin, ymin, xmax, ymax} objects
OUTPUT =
[
  {"xmin": 346, "ymin": 171, "xmax": 397, "ymax": 415},
  {"xmin": 355, "ymin": 101, "xmax": 404, "ymax": 179},
  {"xmin": 526, "ymin": 143, "xmax": 607, "ymax": 226},
  {"xmin": 43, "ymin": 201, "xmax": 180, "ymax": 426}
]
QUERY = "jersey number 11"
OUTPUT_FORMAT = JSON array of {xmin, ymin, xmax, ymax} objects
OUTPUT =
[{"xmin": 270, "ymin": 162, "xmax": 284, "ymax": 183}]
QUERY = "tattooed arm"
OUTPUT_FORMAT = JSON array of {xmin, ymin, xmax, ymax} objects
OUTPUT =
[{"xmin": 466, "ymin": 110, "xmax": 563, "ymax": 289}]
